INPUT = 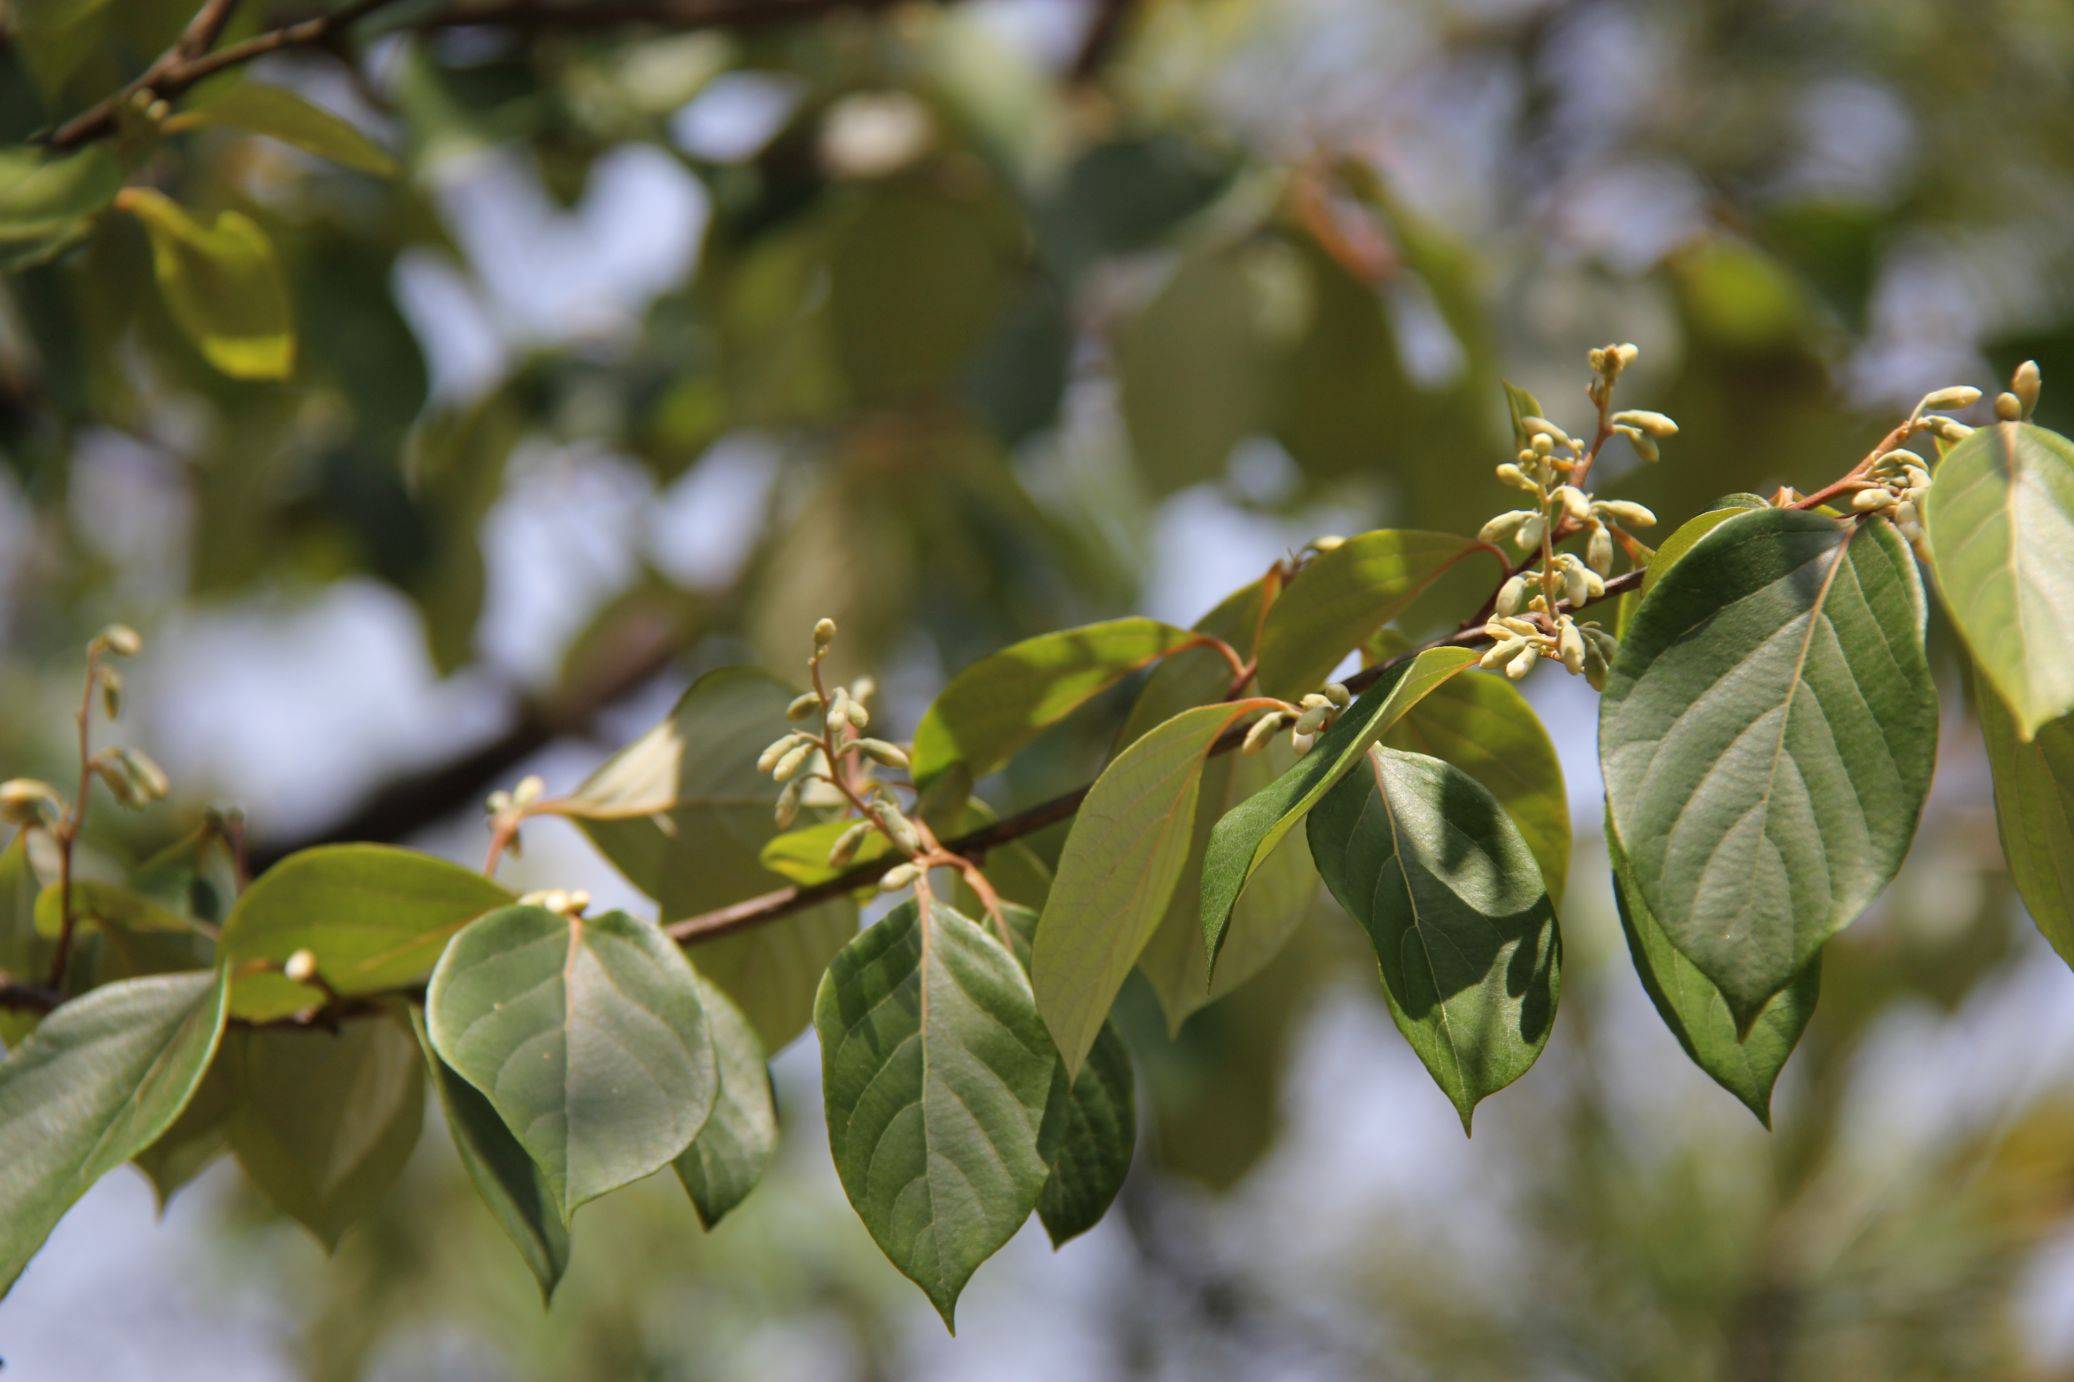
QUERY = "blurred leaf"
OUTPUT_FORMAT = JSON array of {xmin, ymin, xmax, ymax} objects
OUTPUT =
[
  {"xmin": 410, "ymin": 1006, "xmax": 568, "ymax": 1301},
  {"xmin": 32, "ymin": 877, "xmax": 191, "ymax": 938},
  {"xmin": 672, "ymin": 976, "xmax": 776, "ymax": 1230},
  {"xmin": 427, "ymin": 905, "xmax": 717, "ymax": 1218},
  {"xmin": 1034, "ymin": 700, "xmax": 1260, "ymax": 1076},
  {"xmin": 1609, "ymin": 816, "xmax": 1816, "ymax": 1126},
  {"xmin": 0, "ymin": 968, "xmax": 229, "ymax": 1294},
  {"xmin": 1925, "ymin": 422, "xmax": 2074, "ymax": 737},
  {"xmin": 0, "ymin": 144, "xmax": 120, "ymax": 269},
  {"xmin": 1307, "ymin": 747, "xmax": 1560, "ymax": 1130},
  {"xmin": 219, "ymin": 845, "xmax": 512, "ymax": 1021},
  {"xmin": 229, "ymin": 1011, "xmax": 425, "ymax": 1250},
  {"xmin": 132, "ymin": 1058, "xmax": 234, "ymax": 1212},
  {"xmin": 814, "ymin": 898, "xmax": 1053, "ymax": 1329},
  {"xmin": 911, "ymin": 617, "xmax": 1196, "ymax": 791},
  {"xmin": 1254, "ymin": 530, "xmax": 1499, "ymax": 698},
  {"xmin": 401, "ymin": 398, "xmax": 520, "ymax": 674},
  {"xmin": 1977, "ymin": 675, "xmax": 2074, "ymax": 965},
  {"xmin": 118, "ymin": 187, "xmax": 295, "ymax": 380},
  {"xmin": 168, "ymin": 80, "xmax": 398, "ymax": 176},
  {"xmin": 1201, "ymin": 647, "xmax": 1478, "ymax": 969},
  {"xmin": 1601, "ymin": 508, "xmax": 1937, "ymax": 1027},
  {"xmin": 0, "ymin": 837, "xmax": 47, "ymax": 1047}
]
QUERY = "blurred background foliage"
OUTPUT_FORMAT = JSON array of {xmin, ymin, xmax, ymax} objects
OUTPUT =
[{"xmin": 5, "ymin": 0, "xmax": 2074, "ymax": 1377}]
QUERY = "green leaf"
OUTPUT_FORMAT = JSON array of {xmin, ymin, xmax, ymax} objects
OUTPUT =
[
  {"xmin": 551, "ymin": 666, "xmax": 855, "ymax": 1050},
  {"xmin": 1200, "ymin": 646, "xmax": 1479, "ymax": 969},
  {"xmin": 1608, "ymin": 816, "xmax": 1816, "ymax": 1126},
  {"xmin": 673, "ymin": 977, "xmax": 777, "ymax": 1230},
  {"xmin": 1924, "ymin": 421, "xmax": 2074, "ymax": 738},
  {"xmin": 32, "ymin": 878, "xmax": 192, "ymax": 938},
  {"xmin": 1, "ymin": 837, "xmax": 50, "ymax": 1047},
  {"xmin": 1600, "ymin": 507, "xmax": 1938, "ymax": 1027},
  {"xmin": 1976, "ymin": 674, "xmax": 2074, "ymax": 966},
  {"xmin": 910, "ymin": 617, "xmax": 1198, "ymax": 790},
  {"xmin": 1035, "ymin": 1013, "xmax": 1133, "ymax": 1247},
  {"xmin": 814, "ymin": 899, "xmax": 1055, "ymax": 1329},
  {"xmin": 228, "ymin": 1011, "xmax": 425, "ymax": 1250},
  {"xmin": 427, "ymin": 905, "xmax": 718, "ymax": 1219},
  {"xmin": 0, "ymin": 144, "xmax": 121, "ymax": 269},
  {"xmin": 118, "ymin": 187, "xmax": 296, "ymax": 380},
  {"xmin": 1502, "ymin": 381, "xmax": 1544, "ymax": 448},
  {"xmin": 133, "ymin": 1060, "xmax": 234, "ymax": 1212},
  {"xmin": 219, "ymin": 844, "xmax": 513, "ymax": 1021},
  {"xmin": 1035, "ymin": 700, "xmax": 1264, "ymax": 1075},
  {"xmin": 1254, "ymin": 530, "xmax": 1501, "ymax": 698},
  {"xmin": 409, "ymin": 1007, "xmax": 568, "ymax": 1301},
  {"xmin": 0, "ymin": 968, "xmax": 229, "ymax": 1294},
  {"xmin": 1620, "ymin": 498, "xmax": 1768, "ymax": 637},
  {"xmin": 1383, "ymin": 670, "xmax": 1570, "ymax": 906},
  {"xmin": 168, "ymin": 80, "xmax": 398, "ymax": 176},
  {"xmin": 1137, "ymin": 742, "xmax": 1315, "ymax": 1033},
  {"xmin": 1116, "ymin": 577, "xmax": 1270, "ymax": 749},
  {"xmin": 1306, "ymin": 748, "xmax": 1560, "ymax": 1130},
  {"xmin": 759, "ymin": 817, "xmax": 896, "ymax": 886}
]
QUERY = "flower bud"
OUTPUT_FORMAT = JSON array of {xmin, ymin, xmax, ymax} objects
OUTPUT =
[
  {"xmin": 825, "ymin": 688, "xmax": 851, "ymax": 733},
  {"xmin": 1494, "ymin": 463, "xmax": 1537, "ymax": 492},
  {"xmin": 879, "ymin": 862, "xmax": 920, "ymax": 892},
  {"xmin": 785, "ymin": 692, "xmax": 820, "ymax": 722},
  {"xmin": 1612, "ymin": 410, "xmax": 1679, "ymax": 438},
  {"xmin": 828, "ymin": 819, "xmax": 874, "ymax": 868},
  {"xmin": 1324, "ymin": 682, "xmax": 1352, "ymax": 708},
  {"xmin": 284, "ymin": 949, "xmax": 320, "ymax": 985},
  {"xmin": 1587, "ymin": 523, "xmax": 1614, "ymax": 576},
  {"xmin": 772, "ymin": 740, "xmax": 815, "ymax": 781},
  {"xmin": 1919, "ymin": 385, "xmax": 1981, "ymax": 412},
  {"xmin": 813, "ymin": 617, "xmax": 838, "ymax": 647},
  {"xmin": 1241, "ymin": 712, "xmax": 1284, "ymax": 754},
  {"xmin": 1288, "ymin": 730, "xmax": 1316, "ymax": 755},
  {"xmin": 1559, "ymin": 555, "xmax": 1591, "ymax": 607},
  {"xmin": 98, "ymin": 666, "xmax": 123, "ymax": 720},
  {"xmin": 1506, "ymin": 646, "xmax": 1539, "ymax": 681},
  {"xmin": 1516, "ymin": 513, "xmax": 1546, "ymax": 551},
  {"xmin": 97, "ymin": 623, "xmax": 142, "ymax": 657},
  {"xmin": 1479, "ymin": 511, "xmax": 1527, "ymax": 545},
  {"xmin": 1925, "ymin": 416, "xmax": 1973, "ymax": 443},
  {"xmin": 2013, "ymin": 360, "xmax": 2041, "ymax": 415},
  {"xmin": 1558, "ymin": 621, "xmax": 1586, "ymax": 674},
  {"xmin": 1293, "ymin": 704, "xmax": 1329, "ymax": 736},
  {"xmin": 0, "ymin": 778, "xmax": 60, "ymax": 827},
  {"xmin": 1554, "ymin": 485, "xmax": 1591, "ymax": 522},
  {"xmin": 1852, "ymin": 487, "xmax": 1896, "ymax": 512},
  {"xmin": 1310, "ymin": 534, "xmax": 1345, "ymax": 553},
  {"xmin": 875, "ymin": 803, "xmax": 924, "ymax": 856},
  {"xmin": 1594, "ymin": 499, "xmax": 1657, "ymax": 528},
  {"xmin": 1495, "ymin": 574, "xmax": 1529, "ymax": 616},
  {"xmin": 1995, "ymin": 392, "xmax": 2023, "ymax": 422},
  {"xmin": 1480, "ymin": 637, "xmax": 1528, "ymax": 670},
  {"xmin": 774, "ymin": 778, "xmax": 804, "ymax": 828},
  {"xmin": 855, "ymin": 738, "xmax": 910, "ymax": 769},
  {"xmin": 758, "ymin": 734, "xmax": 801, "ymax": 773},
  {"xmin": 1520, "ymin": 417, "xmax": 1573, "ymax": 449}
]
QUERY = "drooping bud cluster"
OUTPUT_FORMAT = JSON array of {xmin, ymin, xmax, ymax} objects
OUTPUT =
[
  {"xmin": 483, "ymin": 773, "xmax": 545, "ymax": 859},
  {"xmin": 1475, "ymin": 345, "xmax": 1668, "ymax": 686},
  {"xmin": 1861, "ymin": 363, "xmax": 2041, "ymax": 550},
  {"xmin": 757, "ymin": 618, "xmax": 926, "ymax": 873},
  {"xmin": 1240, "ymin": 681, "xmax": 1351, "ymax": 758}
]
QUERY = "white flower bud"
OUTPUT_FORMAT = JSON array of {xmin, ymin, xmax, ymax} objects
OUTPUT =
[
  {"xmin": 1612, "ymin": 410, "xmax": 1679, "ymax": 438},
  {"xmin": 1925, "ymin": 416, "xmax": 1973, "ymax": 443},
  {"xmin": 0, "ymin": 778, "xmax": 60, "ymax": 827},
  {"xmin": 1516, "ymin": 513, "xmax": 1546, "ymax": 551},
  {"xmin": 1494, "ymin": 463, "xmax": 1537, "ymax": 492},
  {"xmin": 1852, "ymin": 487, "xmax": 1896, "ymax": 512},
  {"xmin": 1558, "ymin": 621, "xmax": 1586, "ymax": 674},
  {"xmin": 1495, "ymin": 574, "xmax": 1529, "ymax": 616},
  {"xmin": 1559, "ymin": 555, "xmax": 1591, "ymax": 607},
  {"xmin": 97, "ymin": 623, "xmax": 142, "ymax": 657},
  {"xmin": 774, "ymin": 779, "xmax": 804, "ymax": 828},
  {"xmin": 2013, "ymin": 360, "xmax": 2042, "ymax": 415},
  {"xmin": 813, "ymin": 617, "xmax": 838, "ymax": 647},
  {"xmin": 1520, "ymin": 417, "xmax": 1573, "ymax": 449},
  {"xmin": 879, "ymin": 862, "xmax": 920, "ymax": 892},
  {"xmin": 786, "ymin": 692, "xmax": 820, "ymax": 722},
  {"xmin": 855, "ymin": 738, "xmax": 909, "ymax": 769},
  {"xmin": 1594, "ymin": 499, "xmax": 1657, "ymax": 528},
  {"xmin": 875, "ymin": 803, "xmax": 924, "ymax": 856},
  {"xmin": 1480, "ymin": 637, "xmax": 1528, "ymax": 670},
  {"xmin": 1587, "ymin": 524, "xmax": 1614, "ymax": 576},
  {"xmin": 1310, "ymin": 534, "xmax": 1346, "ymax": 553},
  {"xmin": 1479, "ymin": 511, "xmax": 1527, "ymax": 545},
  {"xmin": 284, "ymin": 949, "xmax": 320, "ymax": 985},
  {"xmin": 772, "ymin": 740, "xmax": 815, "ymax": 782},
  {"xmin": 1241, "ymin": 712, "xmax": 1285, "ymax": 755},
  {"xmin": 1919, "ymin": 385, "xmax": 1981, "ymax": 413},
  {"xmin": 828, "ymin": 819, "xmax": 874, "ymax": 868},
  {"xmin": 1506, "ymin": 646, "xmax": 1539, "ymax": 681},
  {"xmin": 1554, "ymin": 485, "xmax": 1591, "ymax": 522},
  {"xmin": 758, "ymin": 734, "xmax": 802, "ymax": 774},
  {"xmin": 1616, "ymin": 343, "xmax": 1640, "ymax": 368},
  {"xmin": 1288, "ymin": 730, "xmax": 1316, "ymax": 755}
]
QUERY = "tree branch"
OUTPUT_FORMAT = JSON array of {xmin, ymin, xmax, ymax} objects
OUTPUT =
[
  {"xmin": 663, "ymin": 566, "xmax": 1646, "ymax": 946},
  {"xmin": 47, "ymin": 0, "xmax": 911, "ymax": 150}
]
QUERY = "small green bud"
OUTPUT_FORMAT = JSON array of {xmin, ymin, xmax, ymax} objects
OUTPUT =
[
  {"xmin": 1611, "ymin": 409, "xmax": 1678, "ymax": 438},
  {"xmin": 772, "ymin": 741, "xmax": 816, "ymax": 783},
  {"xmin": 1614, "ymin": 425, "xmax": 1659, "ymax": 462},
  {"xmin": 844, "ymin": 698, "xmax": 870, "ymax": 729},
  {"xmin": 879, "ymin": 862, "xmax": 920, "ymax": 892},
  {"xmin": 825, "ymin": 688, "xmax": 851, "ymax": 733},
  {"xmin": 1293, "ymin": 704, "xmax": 1329, "ymax": 736},
  {"xmin": 813, "ymin": 617, "xmax": 838, "ymax": 647},
  {"xmin": 1587, "ymin": 523, "xmax": 1614, "ymax": 576},
  {"xmin": 828, "ymin": 819, "xmax": 874, "ymax": 868},
  {"xmin": 1520, "ymin": 417, "xmax": 1573, "ymax": 449},
  {"xmin": 98, "ymin": 665, "xmax": 123, "ymax": 719},
  {"xmin": 786, "ymin": 692, "xmax": 821, "ymax": 721},
  {"xmin": 855, "ymin": 738, "xmax": 909, "ymax": 769},
  {"xmin": 1851, "ymin": 487, "xmax": 1896, "ymax": 512},
  {"xmin": 0, "ymin": 778, "xmax": 61, "ymax": 827},
  {"xmin": 774, "ymin": 778, "xmax": 804, "ymax": 828},
  {"xmin": 1310, "ymin": 534, "xmax": 1346, "ymax": 553},
  {"xmin": 875, "ymin": 803, "xmax": 924, "ymax": 856},
  {"xmin": 1924, "ymin": 416, "xmax": 1973, "ymax": 443},
  {"xmin": 1480, "ymin": 637, "xmax": 1528, "ymax": 670},
  {"xmin": 758, "ymin": 734, "xmax": 803, "ymax": 774},
  {"xmin": 1994, "ymin": 392, "xmax": 2023, "ymax": 422},
  {"xmin": 1324, "ymin": 682, "xmax": 1352, "ymax": 708},
  {"xmin": 1594, "ymin": 499, "xmax": 1656, "ymax": 528}
]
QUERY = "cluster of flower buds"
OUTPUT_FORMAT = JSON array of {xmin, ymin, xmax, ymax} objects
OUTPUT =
[
  {"xmin": 1241, "ymin": 682, "xmax": 1352, "ymax": 757},
  {"xmin": 1480, "ymin": 613, "xmax": 1620, "ymax": 689},
  {"xmin": 1999, "ymin": 360, "xmax": 2043, "ymax": 422},
  {"xmin": 757, "ymin": 619, "xmax": 926, "ymax": 876},
  {"xmin": 1859, "ymin": 365, "xmax": 2043, "ymax": 548},
  {"xmin": 86, "ymin": 626, "xmax": 170, "ymax": 810},
  {"xmin": 483, "ymin": 773, "xmax": 545, "ymax": 858},
  {"xmin": 0, "ymin": 777, "xmax": 61, "ymax": 829}
]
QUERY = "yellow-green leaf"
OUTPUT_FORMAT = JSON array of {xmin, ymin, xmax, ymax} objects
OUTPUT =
[{"xmin": 118, "ymin": 187, "xmax": 296, "ymax": 380}]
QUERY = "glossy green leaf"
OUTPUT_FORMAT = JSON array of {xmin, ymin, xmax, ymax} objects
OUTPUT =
[
  {"xmin": 427, "ymin": 905, "xmax": 718, "ymax": 1218},
  {"xmin": 1306, "ymin": 748, "xmax": 1560, "ymax": 1129},
  {"xmin": 169, "ymin": 80, "xmax": 398, "ymax": 176},
  {"xmin": 1137, "ymin": 741, "xmax": 1314, "ymax": 1034},
  {"xmin": 673, "ymin": 977, "xmax": 777, "ymax": 1230},
  {"xmin": 814, "ymin": 899, "xmax": 1055, "ymax": 1329},
  {"xmin": 132, "ymin": 1059, "xmax": 234, "ymax": 1213},
  {"xmin": 119, "ymin": 188, "xmax": 296, "ymax": 380},
  {"xmin": 228, "ymin": 1011, "xmax": 425, "ymax": 1250},
  {"xmin": 551, "ymin": 666, "xmax": 855, "ymax": 1050},
  {"xmin": 0, "ymin": 145, "xmax": 121, "ymax": 268},
  {"xmin": 1035, "ymin": 700, "xmax": 1263, "ymax": 1075},
  {"xmin": 1600, "ymin": 507, "xmax": 1938, "ymax": 1027},
  {"xmin": 759, "ymin": 817, "xmax": 896, "ymax": 886},
  {"xmin": 1384, "ymin": 670, "xmax": 1570, "ymax": 906},
  {"xmin": 1977, "ymin": 674, "xmax": 2074, "ymax": 965},
  {"xmin": 1200, "ymin": 647, "xmax": 1479, "ymax": 969},
  {"xmin": 1608, "ymin": 817, "xmax": 1816, "ymax": 1126},
  {"xmin": 1116, "ymin": 577, "xmax": 1270, "ymax": 749},
  {"xmin": 910, "ymin": 617, "xmax": 1197, "ymax": 789},
  {"xmin": 1254, "ymin": 530, "xmax": 1501, "ymax": 698},
  {"xmin": 0, "ymin": 968, "xmax": 229, "ymax": 1294},
  {"xmin": 219, "ymin": 844, "xmax": 513, "ymax": 1021},
  {"xmin": 410, "ymin": 1007, "xmax": 568, "ymax": 1301},
  {"xmin": 1620, "ymin": 498, "xmax": 1768, "ymax": 637},
  {"xmin": 1924, "ymin": 421, "xmax": 2074, "ymax": 738}
]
